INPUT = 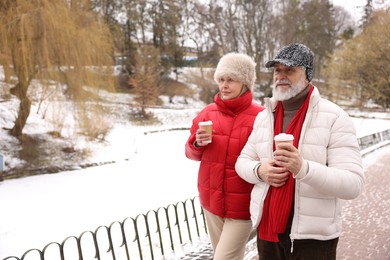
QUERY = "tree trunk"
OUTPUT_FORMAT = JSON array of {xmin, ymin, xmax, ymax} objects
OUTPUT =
[
  {"xmin": 10, "ymin": 96, "xmax": 31, "ymax": 136},
  {"xmin": 10, "ymin": 78, "xmax": 32, "ymax": 137},
  {"xmin": 0, "ymin": 54, "xmax": 11, "ymax": 83}
]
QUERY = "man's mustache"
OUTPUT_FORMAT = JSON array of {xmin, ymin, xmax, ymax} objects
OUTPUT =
[{"xmin": 274, "ymin": 79, "xmax": 291, "ymax": 87}]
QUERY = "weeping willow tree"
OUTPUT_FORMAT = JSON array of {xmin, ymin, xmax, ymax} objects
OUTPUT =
[{"xmin": 0, "ymin": 0, "xmax": 115, "ymax": 137}]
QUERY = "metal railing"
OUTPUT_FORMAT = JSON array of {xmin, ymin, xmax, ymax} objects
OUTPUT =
[
  {"xmin": 4, "ymin": 197, "xmax": 208, "ymax": 260},
  {"xmin": 358, "ymin": 128, "xmax": 390, "ymax": 150},
  {"xmin": 3, "ymin": 128, "xmax": 390, "ymax": 260}
]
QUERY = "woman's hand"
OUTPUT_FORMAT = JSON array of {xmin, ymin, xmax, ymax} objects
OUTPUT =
[{"xmin": 195, "ymin": 128, "xmax": 212, "ymax": 147}]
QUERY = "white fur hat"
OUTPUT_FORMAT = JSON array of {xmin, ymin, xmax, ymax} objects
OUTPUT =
[{"xmin": 214, "ymin": 52, "xmax": 256, "ymax": 91}]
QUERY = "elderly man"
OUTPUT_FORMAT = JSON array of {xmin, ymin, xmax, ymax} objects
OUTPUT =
[{"xmin": 235, "ymin": 43, "xmax": 365, "ymax": 259}]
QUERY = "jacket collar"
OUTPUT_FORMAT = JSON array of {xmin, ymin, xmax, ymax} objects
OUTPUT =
[{"xmin": 214, "ymin": 91, "xmax": 253, "ymax": 116}]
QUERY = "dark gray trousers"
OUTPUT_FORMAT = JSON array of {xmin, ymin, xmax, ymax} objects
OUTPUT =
[{"xmin": 257, "ymin": 232, "xmax": 339, "ymax": 260}]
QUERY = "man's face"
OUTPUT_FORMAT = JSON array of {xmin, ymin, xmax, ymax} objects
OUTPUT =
[{"xmin": 271, "ymin": 64, "xmax": 309, "ymax": 101}]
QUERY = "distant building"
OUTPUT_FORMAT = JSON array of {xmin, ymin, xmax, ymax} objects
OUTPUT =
[{"xmin": 182, "ymin": 46, "xmax": 198, "ymax": 61}]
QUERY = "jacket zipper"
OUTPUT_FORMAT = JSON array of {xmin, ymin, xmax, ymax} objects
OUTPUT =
[
  {"xmin": 290, "ymin": 236, "xmax": 294, "ymax": 253},
  {"xmin": 275, "ymin": 87, "xmax": 317, "ymax": 254}
]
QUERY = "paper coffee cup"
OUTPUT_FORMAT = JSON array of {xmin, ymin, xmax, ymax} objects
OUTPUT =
[
  {"xmin": 274, "ymin": 133, "xmax": 294, "ymax": 149},
  {"xmin": 198, "ymin": 120, "xmax": 213, "ymax": 143}
]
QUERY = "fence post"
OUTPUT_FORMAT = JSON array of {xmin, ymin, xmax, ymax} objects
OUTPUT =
[{"xmin": 0, "ymin": 154, "xmax": 4, "ymax": 182}]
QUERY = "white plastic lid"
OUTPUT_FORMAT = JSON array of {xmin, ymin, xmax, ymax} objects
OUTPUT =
[
  {"xmin": 199, "ymin": 120, "xmax": 212, "ymax": 126},
  {"xmin": 274, "ymin": 133, "xmax": 294, "ymax": 142}
]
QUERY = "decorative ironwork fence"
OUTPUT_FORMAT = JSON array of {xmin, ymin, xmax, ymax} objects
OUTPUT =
[
  {"xmin": 3, "ymin": 128, "xmax": 390, "ymax": 260},
  {"xmin": 4, "ymin": 197, "xmax": 208, "ymax": 260}
]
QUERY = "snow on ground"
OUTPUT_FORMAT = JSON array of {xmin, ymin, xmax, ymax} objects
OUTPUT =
[{"xmin": 0, "ymin": 129, "xmax": 201, "ymax": 259}]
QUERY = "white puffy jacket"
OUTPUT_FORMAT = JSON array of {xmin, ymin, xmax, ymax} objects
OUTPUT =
[{"xmin": 235, "ymin": 86, "xmax": 364, "ymax": 242}]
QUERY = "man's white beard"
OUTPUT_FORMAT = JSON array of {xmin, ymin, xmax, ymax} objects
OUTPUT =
[{"xmin": 272, "ymin": 77, "xmax": 307, "ymax": 101}]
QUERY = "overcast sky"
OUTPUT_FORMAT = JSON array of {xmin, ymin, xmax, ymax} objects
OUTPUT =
[{"xmin": 332, "ymin": 0, "xmax": 389, "ymax": 22}]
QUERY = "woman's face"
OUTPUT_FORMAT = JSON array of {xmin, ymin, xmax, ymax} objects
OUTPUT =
[{"xmin": 217, "ymin": 76, "xmax": 244, "ymax": 100}]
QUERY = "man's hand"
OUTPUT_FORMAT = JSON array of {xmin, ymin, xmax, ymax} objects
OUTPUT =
[
  {"xmin": 257, "ymin": 160, "xmax": 290, "ymax": 187},
  {"xmin": 273, "ymin": 142, "xmax": 303, "ymax": 176}
]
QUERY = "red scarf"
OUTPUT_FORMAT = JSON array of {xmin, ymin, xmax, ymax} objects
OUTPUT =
[{"xmin": 259, "ymin": 85, "xmax": 314, "ymax": 242}]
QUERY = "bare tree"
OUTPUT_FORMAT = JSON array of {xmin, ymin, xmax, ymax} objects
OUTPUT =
[
  {"xmin": 236, "ymin": 0, "xmax": 274, "ymax": 97},
  {"xmin": 273, "ymin": 0, "xmax": 337, "ymax": 81},
  {"xmin": 276, "ymin": 0, "xmax": 304, "ymax": 44},
  {"xmin": 133, "ymin": 45, "xmax": 162, "ymax": 117},
  {"xmin": 301, "ymin": 0, "xmax": 337, "ymax": 79},
  {"xmin": 90, "ymin": 0, "xmax": 125, "ymax": 57},
  {"xmin": 333, "ymin": 5, "xmax": 356, "ymax": 42},
  {"xmin": 194, "ymin": 0, "xmax": 226, "ymax": 56}
]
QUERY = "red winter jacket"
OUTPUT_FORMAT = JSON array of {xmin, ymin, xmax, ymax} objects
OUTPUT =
[{"xmin": 185, "ymin": 91, "xmax": 264, "ymax": 219}]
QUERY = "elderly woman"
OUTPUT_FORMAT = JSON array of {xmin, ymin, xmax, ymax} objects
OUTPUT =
[{"xmin": 185, "ymin": 52, "xmax": 264, "ymax": 260}]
